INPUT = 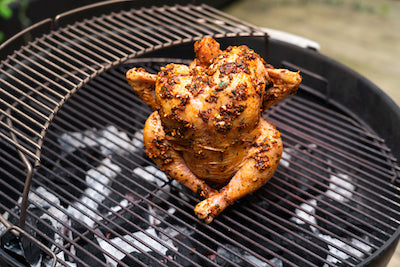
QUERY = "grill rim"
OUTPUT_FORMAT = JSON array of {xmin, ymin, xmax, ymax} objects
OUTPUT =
[{"xmin": 0, "ymin": 1, "xmax": 399, "ymax": 266}]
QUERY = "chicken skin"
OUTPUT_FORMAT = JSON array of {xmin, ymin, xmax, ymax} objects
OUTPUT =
[{"xmin": 127, "ymin": 37, "xmax": 301, "ymax": 223}]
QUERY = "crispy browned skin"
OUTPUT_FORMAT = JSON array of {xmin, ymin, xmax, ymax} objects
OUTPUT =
[{"xmin": 127, "ymin": 37, "xmax": 301, "ymax": 223}]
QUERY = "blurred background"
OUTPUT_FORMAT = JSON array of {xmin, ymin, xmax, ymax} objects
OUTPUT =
[{"xmin": 1, "ymin": 0, "xmax": 399, "ymax": 265}]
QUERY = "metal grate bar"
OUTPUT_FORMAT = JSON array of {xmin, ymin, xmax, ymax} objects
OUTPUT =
[
  {"xmin": 13, "ymin": 50, "xmax": 80, "ymax": 91},
  {"xmin": 0, "ymin": 3, "xmax": 398, "ymax": 266},
  {"xmin": 278, "ymin": 148, "xmax": 399, "ymax": 232},
  {"xmin": 0, "ymin": 145, "xmax": 127, "ymax": 266},
  {"xmin": 33, "ymin": 101, "xmax": 241, "ymax": 266},
  {"xmin": 272, "ymin": 116, "xmax": 399, "ymax": 201},
  {"xmin": 286, "ymin": 98, "xmax": 392, "ymax": 155},
  {"xmin": 269, "ymin": 112, "xmax": 397, "ymax": 182},
  {"xmin": 0, "ymin": 65, "xmax": 56, "ymax": 115},
  {"xmin": 29, "ymin": 42, "xmax": 93, "ymax": 82},
  {"xmin": 0, "ymin": 63, "xmax": 62, "ymax": 107},
  {"xmin": 7, "ymin": 56, "xmax": 73, "ymax": 96},
  {"xmin": 42, "ymin": 35, "xmax": 105, "ymax": 74},
  {"xmin": 47, "ymin": 95, "xmax": 264, "ymax": 266},
  {"xmin": 0, "ymin": 4, "xmax": 263, "ymax": 166},
  {"xmin": 271, "ymin": 102, "xmax": 394, "ymax": 171},
  {"xmin": 88, "ymin": 17, "xmax": 149, "ymax": 52},
  {"xmin": 36, "ymin": 136, "xmax": 239, "ymax": 266},
  {"xmin": 269, "ymin": 171, "xmax": 389, "ymax": 246},
  {"xmin": 292, "ymin": 97, "xmax": 387, "ymax": 145}
]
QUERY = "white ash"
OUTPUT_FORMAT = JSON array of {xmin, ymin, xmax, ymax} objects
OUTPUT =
[
  {"xmin": 24, "ymin": 186, "xmax": 67, "ymax": 246},
  {"xmin": 217, "ymin": 243, "xmax": 272, "ymax": 267},
  {"xmin": 58, "ymin": 125, "xmax": 143, "ymax": 156},
  {"xmin": 320, "ymin": 234, "xmax": 372, "ymax": 266},
  {"xmin": 109, "ymin": 199, "xmax": 129, "ymax": 214},
  {"xmin": 159, "ymin": 224, "xmax": 193, "ymax": 242},
  {"xmin": 97, "ymin": 227, "xmax": 176, "ymax": 266},
  {"xmin": 326, "ymin": 173, "xmax": 355, "ymax": 202},
  {"xmin": 289, "ymin": 190, "xmax": 372, "ymax": 265},
  {"xmin": 281, "ymin": 153, "xmax": 371, "ymax": 266},
  {"xmin": 291, "ymin": 199, "xmax": 317, "ymax": 226},
  {"xmin": 268, "ymin": 257, "xmax": 283, "ymax": 267},
  {"xmin": 133, "ymin": 165, "xmax": 168, "ymax": 185},
  {"xmin": 133, "ymin": 165, "xmax": 188, "ymax": 202},
  {"xmin": 279, "ymin": 148, "xmax": 292, "ymax": 168},
  {"xmin": 67, "ymin": 158, "xmax": 121, "ymax": 227}
]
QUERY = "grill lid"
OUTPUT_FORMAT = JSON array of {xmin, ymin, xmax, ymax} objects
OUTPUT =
[{"xmin": 0, "ymin": 2, "xmax": 399, "ymax": 267}]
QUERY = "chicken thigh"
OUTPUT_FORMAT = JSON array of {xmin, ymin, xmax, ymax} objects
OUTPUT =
[{"xmin": 127, "ymin": 37, "xmax": 301, "ymax": 223}]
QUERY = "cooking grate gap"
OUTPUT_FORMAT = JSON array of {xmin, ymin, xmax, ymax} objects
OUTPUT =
[
  {"xmin": 81, "ymin": 18, "xmax": 143, "ymax": 54},
  {"xmin": 52, "ymin": 30, "xmax": 113, "ymax": 67},
  {"xmin": 247, "ymin": 193, "xmax": 369, "ymax": 266},
  {"xmin": 271, "ymin": 101, "xmax": 394, "ymax": 169},
  {"xmin": 136, "ymin": 8, "xmax": 196, "ymax": 42},
  {"xmin": 75, "ymin": 21, "xmax": 132, "ymax": 60},
  {"xmin": 83, "ymin": 79, "xmax": 151, "ymax": 123},
  {"xmin": 273, "ymin": 168, "xmax": 393, "ymax": 244},
  {"xmin": 280, "ymin": 123, "xmax": 399, "ymax": 198},
  {"xmin": 8, "ymin": 54, "xmax": 75, "ymax": 96},
  {"xmin": 119, "ymin": 10, "xmax": 182, "ymax": 46},
  {"xmin": 15, "ymin": 47, "xmax": 85, "ymax": 89},
  {"xmin": 67, "ymin": 24, "xmax": 128, "ymax": 63},
  {"xmin": 283, "ymin": 98, "xmax": 392, "ymax": 156},
  {"xmin": 157, "ymin": 6, "xmax": 227, "ymax": 37},
  {"xmin": 43, "ymin": 34, "xmax": 105, "ymax": 73},
  {"xmin": 193, "ymin": 4, "xmax": 262, "ymax": 35},
  {"xmin": 291, "ymin": 97, "xmax": 387, "ymax": 145},
  {"xmin": 147, "ymin": 6, "xmax": 217, "ymax": 38},
  {"xmin": 1, "ymin": 61, "xmax": 66, "ymax": 108},
  {"xmin": 29, "ymin": 41, "xmax": 93, "ymax": 82},
  {"xmin": 36, "ymin": 125, "xmax": 244, "ymax": 266},
  {"xmin": 50, "ymin": 97, "xmax": 147, "ymax": 160},
  {"xmin": 221, "ymin": 204, "xmax": 336, "ymax": 267},
  {"xmin": 271, "ymin": 114, "xmax": 397, "ymax": 180},
  {"xmin": 256, "ymin": 187, "xmax": 371, "ymax": 264},
  {"xmin": 281, "ymin": 140, "xmax": 400, "ymax": 219},
  {"xmin": 61, "ymin": 87, "xmax": 147, "ymax": 135},
  {"xmin": 0, "ymin": 63, "xmax": 60, "ymax": 115},
  {"xmin": 103, "ymin": 14, "xmax": 165, "ymax": 49}
]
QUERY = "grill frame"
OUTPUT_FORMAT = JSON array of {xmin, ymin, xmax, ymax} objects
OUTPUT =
[{"xmin": 0, "ymin": 1, "xmax": 399, "ymax": 267}]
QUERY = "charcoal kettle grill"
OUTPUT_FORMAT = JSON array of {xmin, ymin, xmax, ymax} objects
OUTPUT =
[{"xmin": 0, "ymin": 1, "xmax": 399, "ymax": 266}]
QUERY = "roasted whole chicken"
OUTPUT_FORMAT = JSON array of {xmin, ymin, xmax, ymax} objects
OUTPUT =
[{"xmin": 126, "ymin": 37, "xmax": 301, "ymax": 223}]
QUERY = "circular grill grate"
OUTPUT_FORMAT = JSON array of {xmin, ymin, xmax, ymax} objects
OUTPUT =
[
  {"xmin": 0, "ymin": 58, "xmax": 399, "ymax": 267},
  {"xmin": 0, "ymin": 3, "xmax": 399, "ymax": 267}
]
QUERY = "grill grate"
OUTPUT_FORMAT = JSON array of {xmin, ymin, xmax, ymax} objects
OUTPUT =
[
  {"xmin": 0, "ymin": 58, "xmax": 399, "ymax": 266},
  {"xmin": 0, "ymin": 3, "xmax": 399, "ymax": 267},
  {"xmin": 0, "ymin": 4, "xmax": 264, "ymax": 165}
]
